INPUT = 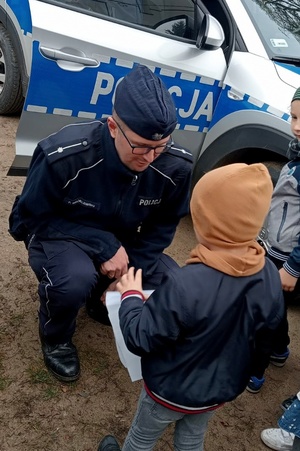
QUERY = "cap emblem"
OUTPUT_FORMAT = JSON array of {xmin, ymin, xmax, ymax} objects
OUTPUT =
[{"xmin": 151, "ymin": 133, "xmax": 164, "ymax": 141}]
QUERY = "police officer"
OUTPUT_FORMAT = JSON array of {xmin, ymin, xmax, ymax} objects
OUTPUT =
[{"xmin": 9, "ymin": 65, "xmax": 193, "ymax": 382}]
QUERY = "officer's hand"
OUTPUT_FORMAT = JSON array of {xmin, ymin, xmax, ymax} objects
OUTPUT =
[
  {"xmin": 279, "ymin": 267, "xmax": 298, "ymax": 292},
  {"xmin": 116, "ymin": 267, "xmax": 143, "ymax": 295},
  {"xmin": 100, "ymin": 246, "xmax": 129, "ymax": 279}
]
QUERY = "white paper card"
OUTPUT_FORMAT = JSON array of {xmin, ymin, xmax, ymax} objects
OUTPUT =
[{"xmin": 106, "ymin": 290, "xmax": 153, "ymax": 382}]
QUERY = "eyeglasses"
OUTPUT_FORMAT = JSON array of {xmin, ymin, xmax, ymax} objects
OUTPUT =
[{"xmin": 115, "ymin": 120, "xmax": 173, "ymax": 155}]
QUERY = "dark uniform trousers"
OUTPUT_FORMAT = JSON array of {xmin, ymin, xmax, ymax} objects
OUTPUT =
[
  {"xmin": 28, "ymin": 237, "xmax": 179, "ymax": 344},
  {"xmin": 250, "ymin": 253, "xmax": 300, "ymax": 378},
  {"xmin": 266, "ymin": 253, "xmax": 300, "ymax": 354}
]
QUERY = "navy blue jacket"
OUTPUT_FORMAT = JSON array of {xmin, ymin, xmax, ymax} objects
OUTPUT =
[
  {"xmin": 119, "ymin": 259, "xmax": 284, "ymax": 409},
  {"xmin": 9, "ymin": 120, "xmax": 193, "ymax": 275}
]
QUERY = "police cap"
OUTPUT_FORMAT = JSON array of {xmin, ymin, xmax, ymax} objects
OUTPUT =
[{"xmin": 114, "ymin": 65, "xmax": 177, "ymax": 141}]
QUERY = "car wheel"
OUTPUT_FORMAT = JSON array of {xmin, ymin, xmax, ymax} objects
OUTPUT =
[
  {"xmin": 263, "ymin": 160, "xmax": 285, "ymax": 187},
  {"xmin": 0, "ymin": 23, "xmax": 24, "ymax": 115}
]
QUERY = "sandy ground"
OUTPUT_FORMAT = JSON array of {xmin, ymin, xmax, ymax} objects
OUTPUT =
[{"xmin": 1, "ymin": 114, "xmax": 300, "ymax": 451}]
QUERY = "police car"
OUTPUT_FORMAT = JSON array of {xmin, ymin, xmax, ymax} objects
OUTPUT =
[{"xmin": 1, "ymin": 0, "xmax": 299, "ymax": 185}]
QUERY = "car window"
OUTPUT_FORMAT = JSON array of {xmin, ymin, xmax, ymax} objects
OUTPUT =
[
  {"xmin": 44, "ymin": 0, "xmax": 197, "ymax": 40},
  {"xmin": 241, "ymin": 0, "xmax": 300, "ymax": 60}
]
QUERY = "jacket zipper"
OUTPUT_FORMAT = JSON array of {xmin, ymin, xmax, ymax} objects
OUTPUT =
[
  {"xmin": 276, "ymin": 201, "xmax": 288, "ymax": 242},
  {"xmin": 131, "ymin": 175, "xmax": 138, "ymax": 186}
]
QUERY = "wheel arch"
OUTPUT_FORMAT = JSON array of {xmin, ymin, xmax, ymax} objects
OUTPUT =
[{"xmin": 191, "ymin": 123, "xmax": 290, "ymax": 187}]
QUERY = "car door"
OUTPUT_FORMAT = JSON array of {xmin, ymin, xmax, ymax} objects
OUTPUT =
[{"xmin": 11, "ymin": 0, "xmax": 227, "ymax": 174}]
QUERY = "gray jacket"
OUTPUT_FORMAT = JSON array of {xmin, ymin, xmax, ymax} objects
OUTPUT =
[{"xmin": 266, "ymin": 157, "xmax": 300, "ymax": 277}]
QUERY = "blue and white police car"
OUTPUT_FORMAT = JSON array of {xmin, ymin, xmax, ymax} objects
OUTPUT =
[{"xmin": 0, "ymin": 0, "xmax": 299, "ymax": 184}]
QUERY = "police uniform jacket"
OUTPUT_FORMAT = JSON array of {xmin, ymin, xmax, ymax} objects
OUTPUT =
[
  {"xmin": 119, "ymin": 259, "xmax": 284, "ymax": 410},
  {"xmin": 9, "ymin": 120, "xmax": 193, "ymax": 276}
]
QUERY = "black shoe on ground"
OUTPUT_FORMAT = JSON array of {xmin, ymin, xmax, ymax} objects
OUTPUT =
[
  {"xmin": 270, "ymin": 349, "xmax": 290, "ymax": 367},
  {"xmin": 281, "ymin": 395, "xmax": 297, "ymax": 411},
  {"xmin": 97, "ymin": 435, "xmax": 121, "ymax": 451},
  {"xmin": 40, "ymin": 334, "xmax": 80, "ymax": 382},
  {"xmin": 86, "ymin": 298, "xmax": 111, "ymax": 326}
]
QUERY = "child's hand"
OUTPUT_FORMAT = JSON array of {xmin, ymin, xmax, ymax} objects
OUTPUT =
[
  {"xmin": 279, "ymin": 267, "xmax": 298, "ymax": 292},
  {"xmin": 116, "ymin": 267, "xmax": 143, "ymax": 295}
]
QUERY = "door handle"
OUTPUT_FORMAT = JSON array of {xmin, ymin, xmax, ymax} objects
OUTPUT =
[{"xmin": 40, "ymin": 46, "xmax": 99, "ymax": 67}]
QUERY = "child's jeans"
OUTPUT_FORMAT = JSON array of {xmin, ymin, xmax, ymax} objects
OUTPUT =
[
  {"xmin": 122, "ymin": 387, "xmax": 215, "ymax": 451},
  {"xmin": 279, "ymin": 393, "xmax": 300, "ymax": 438}
]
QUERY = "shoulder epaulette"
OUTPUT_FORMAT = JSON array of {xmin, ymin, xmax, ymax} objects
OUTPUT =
[
  {"xmin": 40, "ymin": 120, "xmax": 103, "ymax": 164},
  {"xmin": 168, "ymin": 144, "xmax": 194, "ymax": 163}
]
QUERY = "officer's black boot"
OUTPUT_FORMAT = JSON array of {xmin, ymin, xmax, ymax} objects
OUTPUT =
[
  {"xmin": 86, "ymin": 277, "xmax": 112, "ymax": 326},
  {"xmin": 86, "ymin": 297, "xmax": 111, "ymax": 326},
  {"xmin": 39, "ymin": 331, "xmax": 80, "ymax": 382},
  {"xmin": 97, "ymin": 435, "xmax": 121, "ymax": 451}
]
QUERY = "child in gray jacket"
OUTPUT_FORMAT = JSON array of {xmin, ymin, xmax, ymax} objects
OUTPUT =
[{"xmin": 247, "ymin": 87, "xmax": 300, "ymax": 394}]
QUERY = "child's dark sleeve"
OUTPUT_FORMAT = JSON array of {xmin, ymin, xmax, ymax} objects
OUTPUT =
[{"xmin": 284, "ymin": 242, "xmax": 300, "ymax": 279}]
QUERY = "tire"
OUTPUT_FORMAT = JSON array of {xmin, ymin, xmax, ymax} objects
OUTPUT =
[
  {"xmin": 0, "ymin": 23, "xmax": 24, "ymax": 115},
  {"xmin": 263, "ymin": 160, "xmax": 285, "ymax": 187}
]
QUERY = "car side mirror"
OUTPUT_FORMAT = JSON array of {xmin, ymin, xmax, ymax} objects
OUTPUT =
[{"xmin": 196, "ymin": 14, "xmax": 225, "ymax": 50}]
